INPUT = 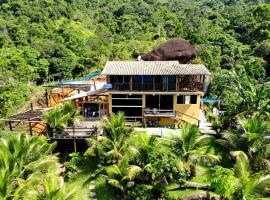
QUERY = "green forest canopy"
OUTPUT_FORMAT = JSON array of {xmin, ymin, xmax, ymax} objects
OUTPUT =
[{"xmin": 0, "ymin": 0, "xmax": 270, "ymax": 118}]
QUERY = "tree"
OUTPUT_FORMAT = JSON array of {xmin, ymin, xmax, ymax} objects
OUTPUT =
[
  {"xmin": 43, "ymin": 106, "xmax": 69, "ymax": 136},
  {"xmin": 212, "ymin": 151, "xmax": 270, "ymax": 200},
  {"xmin": 172, "ymin": 123, "xmax": 219, "ymax": 176},
  {"xmin": 100, "ymin": 158, "xmax": 143, "ymax": 200},
  {"xmin": 217, "ymin": 113, "xmax": 270, "ymax": 171},
  {"xmin": 85, "ymin": 112, "xmax": 133, "ymax": 165},
  {"xmin": 43, "ymin": 101, "xmax": 82, "ymax": 136},
  {"xmin": 0, "ymin": 133, "xmax": 73, "ymax": 199}
]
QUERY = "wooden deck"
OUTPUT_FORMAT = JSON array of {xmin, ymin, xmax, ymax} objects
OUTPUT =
[{"xmin": 49, "ymin": 120, "xmax": 99, "ymax": 139}]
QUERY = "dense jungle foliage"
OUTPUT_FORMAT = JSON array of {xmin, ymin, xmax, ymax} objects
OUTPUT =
[{"xmin": 0, "ymin": 0, "xmax": 270, "ymax": 119}]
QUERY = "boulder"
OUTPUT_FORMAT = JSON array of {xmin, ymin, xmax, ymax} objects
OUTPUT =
[{"xmin": 140, "ymin": 38, "xmax": 196, "ymax": 63}]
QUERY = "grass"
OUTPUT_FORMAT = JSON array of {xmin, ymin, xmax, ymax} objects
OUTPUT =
[
  {"xmin": 167, "ymin": 166, "xmax": 213, "ymax": 199},
  {"xmin": 65, "ymin": 157, "xmax": 117, "ymax": 200},
  {"xmin": 134, "ymin": 127, "xmax": 182, "ymax": 138},
  {"xmin": 191, "ymin": 166, "xmax": 211, "ymax": 184}
]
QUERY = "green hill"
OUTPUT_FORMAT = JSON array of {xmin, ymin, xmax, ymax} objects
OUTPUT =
[{"xmin": 0, "ymin": 0, "xmax": 270, "ymax": 119}]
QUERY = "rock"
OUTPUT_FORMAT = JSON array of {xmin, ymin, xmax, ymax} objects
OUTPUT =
[{"xmin": 140, "ymin": 38, "xmax": 196, "ymax": 63}]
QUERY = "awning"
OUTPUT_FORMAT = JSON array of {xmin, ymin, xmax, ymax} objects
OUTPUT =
[{"xmin": 201, "ymin": 98, "xmax": 222, "ymax": 103}]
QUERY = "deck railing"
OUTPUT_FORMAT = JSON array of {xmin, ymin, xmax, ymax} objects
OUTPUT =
[
  {"xmin": 112, "ymin": 82, "xmax": 202, "ymax": 92},
  {"xmin": 143, "ymin": 109, "xmax": 174, "ymax": 116}
]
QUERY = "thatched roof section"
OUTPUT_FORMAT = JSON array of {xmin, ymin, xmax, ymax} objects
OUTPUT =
[{"xmin": 6, "ymin": 109, "xmax": 47, "ymax": 122}]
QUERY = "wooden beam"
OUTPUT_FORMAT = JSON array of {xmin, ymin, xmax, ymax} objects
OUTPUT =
[
  {"xmin": 9, "ymin": 121, "xmax": 12, "ymax": 131},
  {"xmin": 45, "ymin": 88, "xmax": 49, "ymax": 106},
  {"xmin": 29, "ymin": 122, "xmax": 33, "ymax": 136}
]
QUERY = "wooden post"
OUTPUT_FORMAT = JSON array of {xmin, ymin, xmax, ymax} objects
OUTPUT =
[
  {"xmin": 9, "ymin": 121, "xmax": 12, "ymax": 131},
  {"xmin": 29, "ymin": 122, "xmax": 33, "ymax": 136},
  {"xmin": 73, "ymin": 126, "xmax": 76, "ymax": 152},
  {"xmin": 30, "ymin": 102, "xmax": 33, "ymax": 111},
  {"xmin": 45, "ymin": 88, "xmax": 49, "ymax": 106}
]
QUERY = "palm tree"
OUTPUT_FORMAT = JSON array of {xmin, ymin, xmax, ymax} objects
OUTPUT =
[
  {"xmin": 32, "ymin": 174, "xmax": 75, "ymax": 200},
  {"xmin": 217, "ymin": 113, "xmax": 270, "ymax": 170},
  {"xmin": 100, "ymin": 158, "xmax": 143, "ymax": 199},
  {"xmin": 0, "ymin": 133, "xmax": 73, "ymax": 199},
  {"xmin": 43, "ymin": 101, "xmax": 82, "ymax": 137},
  {"xmin": 212, "ymin": 151, "xmax": 270, "ymax": 200},
  {"xmin": 62, "ymin": 101, "xmax": 83, "ymax": 127},
  {"xmin": 43, "ymin": 106, "xmax": 69, "ymax": 136},
  {"xmin": 85, "ymin": 112, "xmax": 132, "ymax": 165},
  {"xmin": 173, "ymin": 123, "xmax": 219, "ymax": 175},
  {"xmin": 127, "ymin": 133, "xmax": 157, "ymax": 167}
]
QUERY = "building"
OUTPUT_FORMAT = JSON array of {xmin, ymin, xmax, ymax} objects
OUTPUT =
[
  {"xmin": 102, "ymin": 61, "xmax": 211, "ymax": 126},
  {"xmin": 5, "ymin": 60, "xmax": 211, "ymax": 139}
]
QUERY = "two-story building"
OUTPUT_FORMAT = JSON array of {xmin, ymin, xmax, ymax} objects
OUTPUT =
[
  {"xmin": 5, "ymin": 60, "xmax": 211, "ymax": 139},
  {"xmin": 102, "ymin": 61, "xmax": 211, "ymax": 126}
]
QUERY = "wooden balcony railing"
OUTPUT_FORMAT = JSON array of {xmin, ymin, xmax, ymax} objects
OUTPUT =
[
  {"xmin": 144, "ymin": 109, "xmax": 175, "ymax": 117},
  {"xmin": 111, "ymin": 82, "xmax": 203, "ymax": 92}
]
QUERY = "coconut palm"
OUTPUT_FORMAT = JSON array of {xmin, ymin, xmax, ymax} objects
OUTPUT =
[
  {"xmin": 43, "ymin": 106, "xmax": 69, "ymax": 136},
  {"xmin": 127, "ymin": 133, "xmax": 157, "ymax": 166},
  {"xmin": 32, "ymin": 174, "xmax": 74, "ymax": 200},
  {"xmin": 62, "ymin": 101, "xmax": 83, "ymax": 127},
  {"xmin": 99, "ymin": 158, "xmax": 143, "ymax": 199},
  {"xmin": 0, "ymin": 133, "xmax": 73, "ymax": 199},
  {"xmin": 211, "ymin": 151, "xmax": 270, "ymax": 200},
  {"xmin": 217, "ymin": 113, "xmax": 270, "ymax": 170},
  {"xmin": 85, "ymin": 112, "xmax": 133, "ymax": 165},
  {"xmin": 231, "ymin": 151, "xmax": 270, "ymax": 200},
  {"xmin": 173, "ymin": 123, "xmax": 219, "ymax": 174}
]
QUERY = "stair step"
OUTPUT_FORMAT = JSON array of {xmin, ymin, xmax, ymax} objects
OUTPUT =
[
  {"xmin": 199, "ymin": 122, "xmax": 212, "ymax": 127},
  {"xmin": 199, "ymin": 126, "xmax": 213, "ymax": 130},
  {"xmin": 89, "ymin": 185, "xmax": 95, "ymax": 190},
  {"xmin": 200, "ymin": 129, "xmax": 217, "ymax": 135},
  {"xmin": 90, "ymin": 192, "xmax": 96, "ymax": 196}
]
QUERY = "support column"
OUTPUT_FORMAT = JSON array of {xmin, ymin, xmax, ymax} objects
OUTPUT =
[
  {"xmin": 45, "ymin": 88, "xmax": 49, "ymax": 107},
  {"xmin": 29, "ymin": 122, "xmax": 33, "ymax": 136},
  {"xmin": 73, "ymin": 127, "xmax": 76, "ymax": 152},
  {"xmin": 9, "ymin": 121, "xmax": 12, "ymax": 131}
]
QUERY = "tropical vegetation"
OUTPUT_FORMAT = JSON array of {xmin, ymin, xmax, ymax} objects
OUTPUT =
[{"xmin": 0, "ymin": 0, "xmax": 270, "ymax": 199}]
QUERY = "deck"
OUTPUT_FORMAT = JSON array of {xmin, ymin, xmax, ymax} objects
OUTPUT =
[
  {"xmin": 49, "ymin": 120, "xmax": 99, "ymax": 139},
  {"xmin": 144, "ymin": 109, "xmax": 175, "ymax": 117}
]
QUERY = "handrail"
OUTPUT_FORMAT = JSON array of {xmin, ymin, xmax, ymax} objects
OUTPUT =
[{"xmin": 174, "ymin": 110, "xmax": 199, "ymax": 121}]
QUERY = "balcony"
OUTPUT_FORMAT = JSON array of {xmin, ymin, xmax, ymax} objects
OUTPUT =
[
  {"xmin": 178, "ymin": 82, "xmax": 203, "ymax": 92},
  {"xmin": 132, "ymin": 83, "xmax": 176, "ymax": 92},
  {"xmin": 143, "ymin": 108, "xmax": 175, "ymax": 117}
]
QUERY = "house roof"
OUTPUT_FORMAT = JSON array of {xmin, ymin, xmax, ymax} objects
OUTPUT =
[{"xmin": 101, "ymin": 61, "xmax": 211, "ymax": 75}]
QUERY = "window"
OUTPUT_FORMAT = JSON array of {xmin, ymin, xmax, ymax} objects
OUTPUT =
[
  {"xmin": 190, "ymin": 95, "xmax": 197, "ymax": 104},
  {"xmin": 177, "ymin": 95, "xmax": 185, "ymax": 104},
  {"xmin": 177, "ymin": 95, "xmax": 198, "ymax": 104}
]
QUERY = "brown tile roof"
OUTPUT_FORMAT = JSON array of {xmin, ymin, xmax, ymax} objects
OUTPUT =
[{"xmin": 101, "ymin": 61, "xmax": 211, "ymax": 75}]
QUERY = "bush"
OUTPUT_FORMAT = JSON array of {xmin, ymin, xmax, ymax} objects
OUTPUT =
[{"xmin": 64, "ymin": 152, "xmax": 86, "ymax": 179}]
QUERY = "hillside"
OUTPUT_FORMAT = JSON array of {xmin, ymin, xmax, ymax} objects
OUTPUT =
[{"xmin": 0, "ymin": 0, "xmax": 270, "ymax": 119}]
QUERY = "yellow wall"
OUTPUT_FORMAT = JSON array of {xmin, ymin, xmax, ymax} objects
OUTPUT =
[
  {"xmin": 144, "ymin": 117, "xmax": 175, "ymax": 126},
  {"xmin": 173, "ymin": 95, "xmax": 200, "ymax": 124},
  {"xmin": 108, "ymin": 93, "xmax": 201, "ymax": 126}
]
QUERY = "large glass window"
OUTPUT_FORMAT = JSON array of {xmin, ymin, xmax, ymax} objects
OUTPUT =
[
  {"xmin": 132, "ymin": 75, "xmax": 143, "ymax": 91},
  {"xmin": 146, "ymin": 95, "xmax": 173, "ymax": 110},
  {"xmin": 168, "ymin": 76, "xmax": 176, "ymax": 91},
  {"xmin": 110, "ymin": 76, "xmax": 130, "ymax": 90},
  {"xmin": 143, "ymin": 76, "xmax": 153, "ymax": 91}
]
